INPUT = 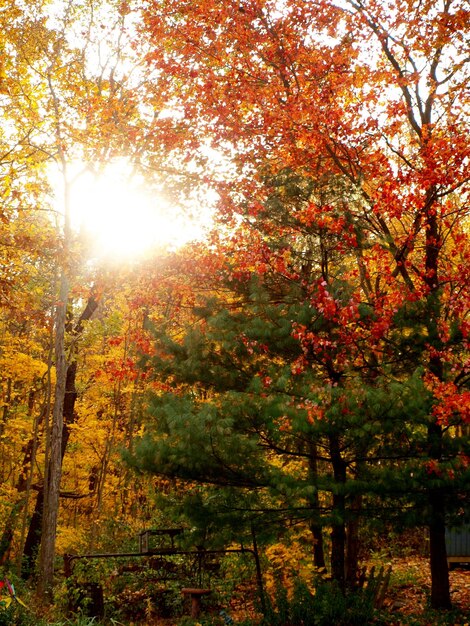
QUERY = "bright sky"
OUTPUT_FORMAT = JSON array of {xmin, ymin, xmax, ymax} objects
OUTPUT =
[
  {"xmin": 51, "ymin": 159, "xmax": 211, "ymax": 261},
  {"xmin": 43, "ymin": 1, "xmax": 217, "ymax": 263}
]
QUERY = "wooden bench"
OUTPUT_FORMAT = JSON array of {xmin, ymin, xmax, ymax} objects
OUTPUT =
[{"xmin": 181, "ymin": 587, "xmax": 211, "ymax": 618}]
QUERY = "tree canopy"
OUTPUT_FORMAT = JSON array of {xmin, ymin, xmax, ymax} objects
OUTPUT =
[{"xmin": 0, "ymin": 0, "xmax": 468, "ymax": 618}]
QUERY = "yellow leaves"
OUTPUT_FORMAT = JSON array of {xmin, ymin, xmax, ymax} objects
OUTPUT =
[
  {"xmin": 0, "ymin": 483, "xmax": 18, "ymax": 513},
  {"xmin": 56, "ymin": 526, "xmax": 87, "ymax": 554},
  {"xmin": 265, "ymin": 539, "xmax": 322, "ymax": 599},
  {"xmin": 0, "ymin": 350, "xmax": 48, "ymax": 385},
  {"xmin": 0, "ymin": 484, "xmax": 19, "ymax": 535},
  {"xmin": 0, "ymin": 56, "xmax": 8, "ymax": 95}
]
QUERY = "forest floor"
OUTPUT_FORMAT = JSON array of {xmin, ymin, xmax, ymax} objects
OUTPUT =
[
  {"xmin": 139, "ymin": 557, "xmax": 469, "ymax": 625},
  {"xmin": 381, "ymin": 556, "xmax": 469, "ymax": 623}
]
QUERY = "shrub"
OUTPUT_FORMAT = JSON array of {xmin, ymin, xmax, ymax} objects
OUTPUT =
[{"xmin": 263, "ymin": 578, "xmax": 378, "ymax": 626}]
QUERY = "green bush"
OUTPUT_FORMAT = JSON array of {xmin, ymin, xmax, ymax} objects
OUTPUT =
[
  {"xmin": 263, "ymin": 579, "xmax": 379, "ymax": 626},
  {"xmin": 0, "ymin": 603, "xmax": 16, "ymax": 626},
  {"xmin": 0, "ymin": 602, "xmax": 39, "ymax": 626},
  {"xmin": 391, "ymin": 606, "xmax": 470, "ymax": 626}
]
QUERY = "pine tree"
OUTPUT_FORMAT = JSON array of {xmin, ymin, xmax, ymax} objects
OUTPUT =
[{"xmin": 130, "ymin": 170, "xmax": 469, "ymax": 590}]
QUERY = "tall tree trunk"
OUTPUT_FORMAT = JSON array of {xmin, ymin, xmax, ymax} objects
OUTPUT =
[
  {"xmin": 0, "ymin": 401, "xmax": 45, "ymax": 568},
  {"xmin": 425, "ymin": 202, "xmax": 451, "ymax": 610},
  {"xmin": 308, "ymin": 441, "xmax": 325, "ymax": 569},
  {"xmin": 37, "ymin": 67, "xmax": 72, "ymax": 600},
  {"xmin": 16, "ymin": 398, "xmax": 44, "ymax": 575},
  {"xmin": 21, "ymin": 489, "xmax": 44, "ymax": 580},
  {"xmin": 22, "ymin": 300, "xmax": 96, "ymax": 580},
  {"xmin": 0, "ymin": 501, "xmax": 20, "ymax": 567},
  {"xmin": 329, "ymin": 433, "xmax": 346, "ymax": 591},
  {"xmin": 346, "ymin": 494, "xmax": 362, "ymax": 587},
  {"xmin": 330, "ymin": 515, "xmax": 346, "ymax": 590},
  {"xmin": 427, "ymin": 419, "xmax": 451, "ymax": 609},
  {"xmin": 38, "ymin": 269, "xmax": 69, "ymax": 601},
  {"xmin": 21, "ymin": 369, "xmax": 75, "ymax": 581},
  {"xmin": 428, "ymin": 472, "xmax": 451, "ymax": 609}
]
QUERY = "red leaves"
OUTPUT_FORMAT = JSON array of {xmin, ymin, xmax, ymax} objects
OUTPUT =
[
  {"xmin": 305, "ymin": 400, "xmax": 325, "ymax": 424},
  {"xmin": 108, "ymin": 336, "xmax": 123, "ymax": 347},
  {"xmin": 425, "ymin": 459, "xmax": 442, "ymax": 477},
  {"xmin": 96, "ymin": 357, "xmax": 137, "ymax": 383},
  {"xmin": 315, "ymin": 279, "xmax": 338, "ymax": 319},
  {"xmin": 241, "ymin": 334, "xmax": 268, "ymax": 355},
  {"xmin": 290, "ymin": 355, "xmax": 307, "ymax": 376},
  {"xmin": 137, "ymin": 0, "xmax": 469, "ymax": 442},
  {"xmin": 424, "ymin": 374, "xmax": 470, "ymax": 426}
]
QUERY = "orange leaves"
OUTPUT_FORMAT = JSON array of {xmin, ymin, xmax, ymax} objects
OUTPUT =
[
  {"xmin": 305, "ymin": 400, "xmax": 325, "ymax": 425},
  {"xmin": 424, "ymin": 373, "xmax": 470, "ymax": 426},
  {"xmin": 140, "ymin": 0, "xmax": 468, "ymax": 223},
  {"xmin": 276, "ymin": 414, "xmax": 292, "ymax": 432},
  {"xmin": 141, "ymin": 0, "xmax": 360, "ymax": 190},
  {"xmin": 118, "ymin": 1, "xmax": 131, "ymax": 16}
]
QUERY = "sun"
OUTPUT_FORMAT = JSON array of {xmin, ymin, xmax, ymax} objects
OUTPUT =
[{"xmin": 63, "ymin": 160, "xmax": 208, "ymax": 260}]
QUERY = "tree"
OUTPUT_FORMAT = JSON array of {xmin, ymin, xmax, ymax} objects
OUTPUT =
[
  {"xmin": 0, "ymin": 0, "xmax": 150, "ymax": 599},
  {"xmin": 134, "ymin": 0, "xmax": 469, "ymax": 608},
  {"xmin": 129, "ymin": 170, "xmax": 468, "ymax": 590}
]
